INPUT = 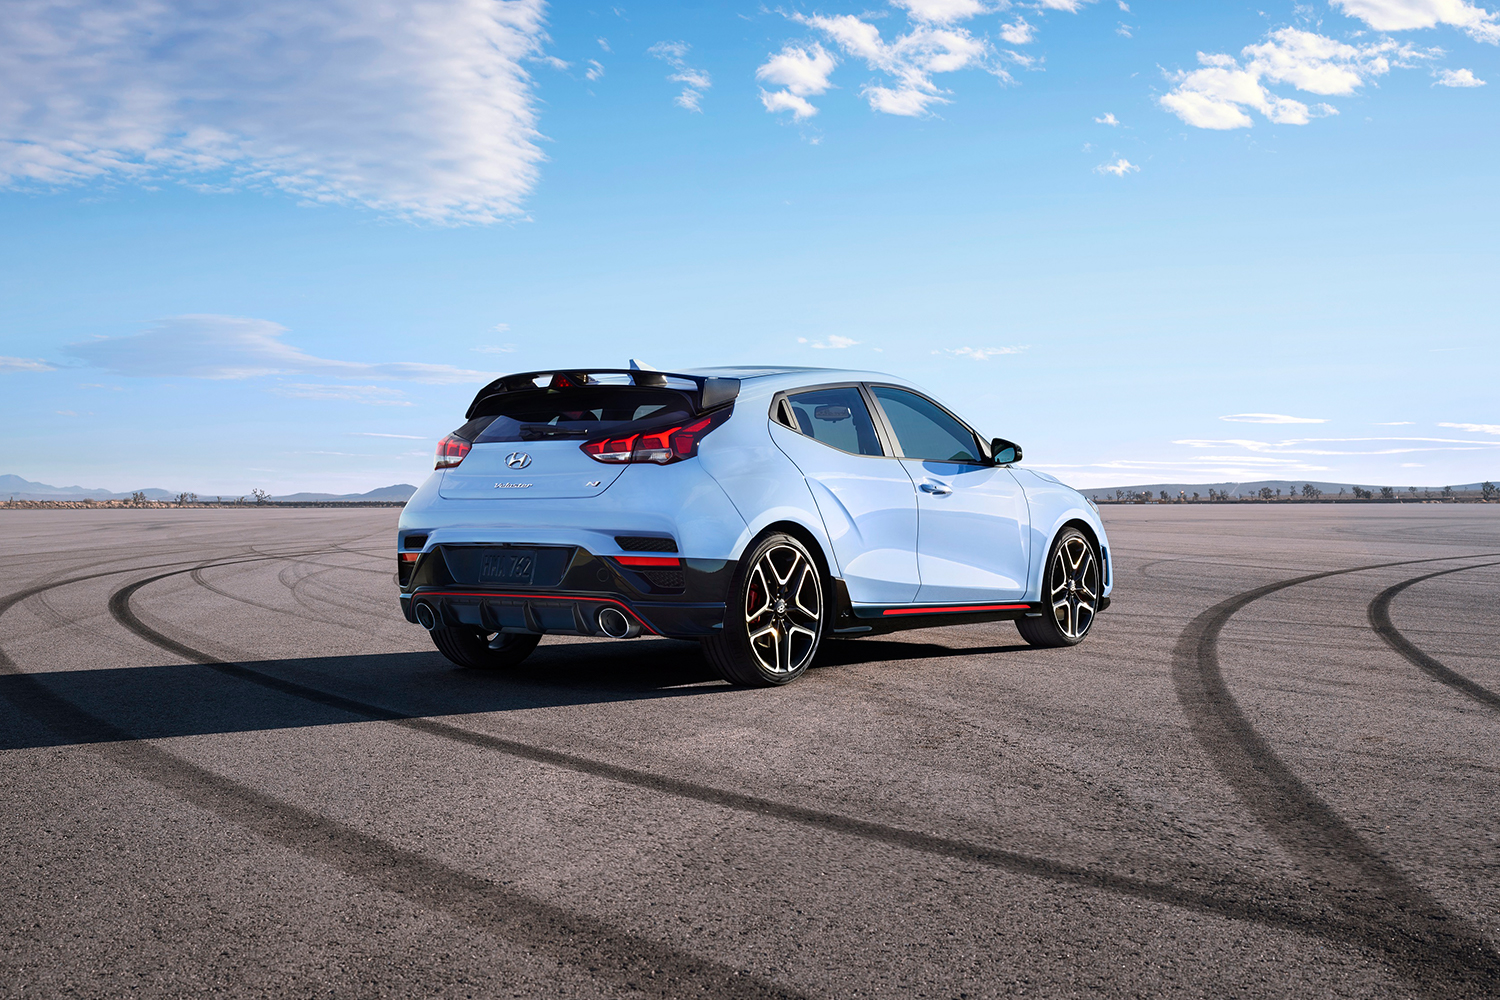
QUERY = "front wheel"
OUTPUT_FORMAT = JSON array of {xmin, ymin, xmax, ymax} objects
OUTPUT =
[
  {"xmin": 430, "ymin": 627, "xmax": 542, "ymax": 670},
  {"xmin": 702, "ymin": 533, "xmax": 826, "ymax": 686},
  {"xmin": 1016, "ymin": 528, "xmax": 1100, "ymax": 648}
]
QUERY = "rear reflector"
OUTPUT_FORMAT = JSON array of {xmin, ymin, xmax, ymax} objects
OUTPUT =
[
  {"xmin": 613, "ymin": 555, "xmax": 682, "ymax": 567},
  {"xmin": 399, "ymin": 552, "xmax": 420, "ymax": 563}
]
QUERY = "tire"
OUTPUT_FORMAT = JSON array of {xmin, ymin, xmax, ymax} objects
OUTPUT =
[
  {"xmin": 1016, "ymin": 527, "xmax": 1100, "ymax": 648},
  {"xmin": 429, "ymin": 627, "xmax": 542, "ymax": 670},
  {"xmin": 702, "ymin": 532, "xmax": 827, "ymax": 686}
]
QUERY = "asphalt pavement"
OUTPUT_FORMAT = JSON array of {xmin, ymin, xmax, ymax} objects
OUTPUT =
[{"xmin": 1, "ymin": 504, "xmax": 1497, "ymax": 999}]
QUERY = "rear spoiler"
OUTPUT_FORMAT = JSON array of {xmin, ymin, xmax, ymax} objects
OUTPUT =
[{"xmin": 465, "ymin": 369, "xmax": 741, "ymax": 420}]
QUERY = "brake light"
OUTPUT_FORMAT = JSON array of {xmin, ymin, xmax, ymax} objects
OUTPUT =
[
  {"xmin": 580, "ymin": 411, "xmax": 726, "ymax": 465},
  {"xmin": 435, "ymin": 433, "xmax": 471, "ymax": 469}
]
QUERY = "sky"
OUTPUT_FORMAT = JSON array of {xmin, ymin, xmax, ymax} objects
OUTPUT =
[{"xmin": 1, "ymin": 0, "xmax": 1497, "ymax": 495}]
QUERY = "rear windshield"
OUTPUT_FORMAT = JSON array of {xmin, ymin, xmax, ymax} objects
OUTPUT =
[{"xmin": 470, "ymin": 387, "xmax": 695, "ymax": 443}]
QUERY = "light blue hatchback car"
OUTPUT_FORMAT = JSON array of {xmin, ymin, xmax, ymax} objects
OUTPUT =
[{"xmin": 397, "ymin": 366, "xmax": 1112, "ymax": 686}]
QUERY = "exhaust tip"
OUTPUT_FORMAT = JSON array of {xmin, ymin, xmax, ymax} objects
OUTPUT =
[
  {"xmin": 414, "ymin": 602, "xmax": 439, "ymax": 631},
  {"xmin": 596, "ymin": 606, "xmax": 639, "ymax": 639}
]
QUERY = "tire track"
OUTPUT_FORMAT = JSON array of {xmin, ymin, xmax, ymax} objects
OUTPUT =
[
  {"xmin": 110, "ymin": 561, "xmax": 1424, "ymax": 953},
  {"xmin": 0, "ymin": 563, "xmax": 810, "ymax": 1000},
  {"xmin": 1368, "ymin": 562, "xmax": 1500, "ymax": 712},
  {"xmin": 1172, "ymin": 554, "xmax": 1500, "ymax": 997},
  {"xmin": 189, "ymin": 565, "xmax": 376, "ymax": 635}
]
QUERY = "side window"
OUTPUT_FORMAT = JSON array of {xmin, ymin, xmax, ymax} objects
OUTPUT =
[
  {"xmin": 870, "ymin": 387, "xmax": 982, "ymax": 463},
  {"xmin": 786, "ymin": 387, "xmax": 885, "ymax": 457}
]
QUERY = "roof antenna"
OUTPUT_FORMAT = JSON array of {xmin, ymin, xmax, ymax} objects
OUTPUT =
[{"xmin": 628, "ymin": 358, "xmax": 667, "ymax": 387}]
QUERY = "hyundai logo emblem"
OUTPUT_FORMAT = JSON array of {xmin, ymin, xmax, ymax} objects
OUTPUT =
[{"xmin": 505, "ymin": 452, "xmax": 532, "ymax": 470}]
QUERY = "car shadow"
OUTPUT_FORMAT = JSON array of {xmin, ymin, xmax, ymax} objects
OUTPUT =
[
  {"xmin": 0, "ymin": 639, "xmax": 724, "ymax": 752},
  {"xmin": 0, "ymin": 634, "xmax": 1038, "ymax": 752},
  {"xmin": 813, "ymin": 637, "xmax": 1034, "ymax": 666}
]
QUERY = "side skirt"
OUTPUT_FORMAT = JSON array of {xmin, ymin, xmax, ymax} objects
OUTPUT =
[{"xmin": 827, "ymin": 581, "xmax": 1112, "ymax": 638}]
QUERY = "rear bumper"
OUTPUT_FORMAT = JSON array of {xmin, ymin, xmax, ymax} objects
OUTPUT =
[
  {"xmin": 399, "ymin": 543, "xmax": 734, "ymax": 639},
  {"xmin": 400, "ymin": 589, "xmax": 725, "ymax": 638}
]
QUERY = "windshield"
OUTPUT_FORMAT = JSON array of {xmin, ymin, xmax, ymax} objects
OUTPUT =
[{"xmin": 471, "ymin": 387, "xmax": 695, "ymax": 443}]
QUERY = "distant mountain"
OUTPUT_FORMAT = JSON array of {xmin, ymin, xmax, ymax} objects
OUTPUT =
[
  {"xmin": 1078, "ymin": 479, "xmax": 1492, "ymax": 499},
  {"xmin": 272, "ymin": 484, "xmax": 417, "ymax": 503},
  {"xmin": 3, "ymin": 474, "xmax": 416, "ymax": 504},
  {"xmin": 1, "ymin": 474, "xmax": 175, "ymax": 502}
]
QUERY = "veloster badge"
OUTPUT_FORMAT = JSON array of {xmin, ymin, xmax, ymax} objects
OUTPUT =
[{"xmin": 493, "ymin": 482, "xmax": 532, "ymax": 489}]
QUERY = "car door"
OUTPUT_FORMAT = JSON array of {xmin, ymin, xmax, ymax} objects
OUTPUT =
[
  {"xmin": 769, "ymin": 385, "xmax": 920, "ymax": 604},
  {"xmin": 868, "ymin": 385, "xmax": 1031, "ymax": 603}
]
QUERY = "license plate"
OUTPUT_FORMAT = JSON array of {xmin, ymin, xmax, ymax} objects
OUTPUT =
[{"xmin": 478, "ymin": 549, "xmax": 536, "ymax": 585}]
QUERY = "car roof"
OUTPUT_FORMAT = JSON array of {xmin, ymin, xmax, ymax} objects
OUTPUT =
[{"xmin": 681, "ymin": 366, "xmax": 923, "ymax": 395}]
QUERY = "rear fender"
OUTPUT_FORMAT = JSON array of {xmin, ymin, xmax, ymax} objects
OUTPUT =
[{"xmin": 698, "ymin": 410, "xmax": 844, "ymax": 578}]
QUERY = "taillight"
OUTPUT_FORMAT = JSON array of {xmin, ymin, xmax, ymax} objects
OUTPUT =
[
  {"xmin": 435, "ymin": 433, "xmax": 471, "ymax": 469},
  {"xmin": 580, "ymin": 411, "xmax": 727, "ymax": 465}
]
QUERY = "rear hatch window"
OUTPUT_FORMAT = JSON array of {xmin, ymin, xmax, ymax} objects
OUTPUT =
[
  {"xmin": 439, "ymin": 387, "xmax": 694, "ymax": 500},
  {"xmin": 471, "ymin": 387, "xmax": 693, "ymax": 443}
]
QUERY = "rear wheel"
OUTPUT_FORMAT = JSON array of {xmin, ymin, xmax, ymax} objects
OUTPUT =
[
  {"xmin": 1016, "ymin": 528, "xmax": 1099, "ymax": 648},
  {"xmin": 702, "ymin": 533, "xmax": 826, "ymax": 686},
  {"xmin": 430, "ymin": 627, "xmax": 542, "ymax": 670}
]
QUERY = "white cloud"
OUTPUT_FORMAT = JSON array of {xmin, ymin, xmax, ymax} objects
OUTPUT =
[
  {"xmin": 598, "ymin": 38, "xmax": 611, "ymax": 53},
  {"xmin": 798, "ymin": 335, "xmax": 860, "ymax": 349},
  {"xmin": 935, "ymin": 346, "xmax": 1027, "ymax": 360},
  {"xmin": 650, "ymin": 41, "xmax": 711, "ymax": 112},
  {"xmin": 1176, "ymin": 435, "xmax": 1500, "ymax": 455},
  {"xmin": 1160, "ymin": 28, "xmax": 1429, "ymax": 129},
  {"xmin": 1095, "ymin": 112, "xmax": 1120, "ymax": 124},
  {"xmin": 586, "ymin": 60, "xmax": 606, "ymax": 82},
  {"xmin": 1000, "ymin": 19, "xmax": 1036, "ymax": 44},
  {"xmin": 792, "ymin": 11, "xmax": 999, "ymax": 117},
  {"xmin": 762, "ymin": 90, "xmax": 821, "ymax": 118},
  {"xmin": 0, "ymin": 0, "xmax": 550, "ymax": 224},
  {"xmin": 473, "ymin": 344, "xmax": 518, "ymax": 354},
  {"xmin": 1118, "ymin": 1, "xmax": 1131, "ymax": 9},
  {"xmin": 1095, "ymin": 157, "xmax": 1139, "ymax": 175},
  {"xmin": 270, "ymin": 384, "xmax": 414, "ymax": 406},
  {"xmin": 757, "ymin": 44, "xmax": 838, "ymax": 117},
  {"xmin": 1332, "ymin": 0, "xmax": 1500, "ymax": 43},
  {"xmin": 0, "ymin": 355, "xmax": 55, "ymax": 372},
  {"xmin": 1038, "ymin": 0, "xmax": 1093, "ymax": 10},
  {"xmin": 69, "ymin": 315, "xmax": 492, "ymax": 383},
  {"xmin": 1435, "ymin": 67, "xmax": 1487, "ymax": 85},
  {"xmin": 891, "ymin": 0, "xmax": 989, "ymax": 22},
  {"xmin": 1439, "ymin": 421, "xmax": 1500, "ymax": 433},
  {"xmin": 1220, "ymin": 413, "xmax": 1328, "ymax": 423}
]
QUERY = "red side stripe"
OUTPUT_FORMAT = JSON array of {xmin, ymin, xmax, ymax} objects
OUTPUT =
[{"xmin": 881, "ymin": 603, "xmax": 1030, "ymax": 616}]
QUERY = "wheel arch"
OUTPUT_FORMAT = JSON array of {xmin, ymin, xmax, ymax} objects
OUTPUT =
[
  {"xmin": 744, "ymin": 518, "xmax": 837, "ymax": 585},
  {"xmin": 1027, "ymin": 510, "xmax": 1108, "ymax": 602}
]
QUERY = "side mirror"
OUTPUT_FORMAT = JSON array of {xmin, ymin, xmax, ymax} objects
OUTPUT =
[{"xmin": 991, "ymin": 438, "xmax": 1022, "ymax": 465}]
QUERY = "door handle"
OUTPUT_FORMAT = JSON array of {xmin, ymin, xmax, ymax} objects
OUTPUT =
[{"xmin": 919, "ymin": 481, "xmax": 952, "ymax": 496}]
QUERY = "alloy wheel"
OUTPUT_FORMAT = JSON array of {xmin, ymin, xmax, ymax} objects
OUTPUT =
[
  {"xmin": 1047, "ymin": 536, "xmax": 1099, "ymax": 640},
  {"xmin": 744, "ymin": 543, "xmax": 823, "ymax": 675}
]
